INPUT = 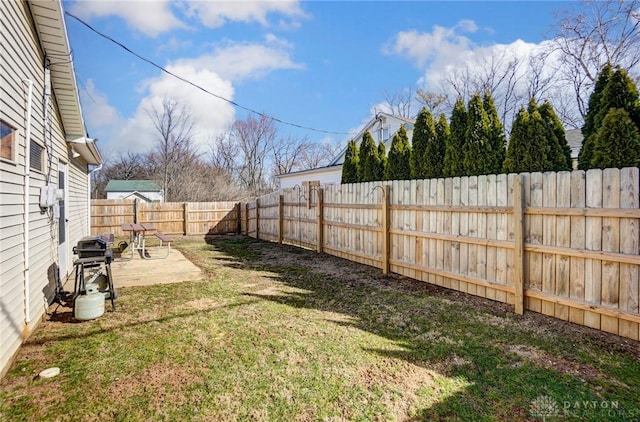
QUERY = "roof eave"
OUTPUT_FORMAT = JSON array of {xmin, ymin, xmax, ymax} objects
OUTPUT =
[
  {"xmin": 67, "ymin": 136, "xmax": 102, "ymax": 165},
  {"xmin": 29, "ymin": 0, "xmax": 103, "ymax": 165}
]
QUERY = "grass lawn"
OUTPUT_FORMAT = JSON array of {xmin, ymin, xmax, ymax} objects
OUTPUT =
[{"xmin": 1, "ymin": 235, "xmax": 639, "ymax": 421}]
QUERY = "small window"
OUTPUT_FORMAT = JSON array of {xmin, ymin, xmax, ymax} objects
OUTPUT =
[
  {"xmin": 1, "ymin": 119, "xmax": 15, "ymax": 160},
  {"xmin": 30, "ymin": 139, "xmax": 44, "ymax": 171}
]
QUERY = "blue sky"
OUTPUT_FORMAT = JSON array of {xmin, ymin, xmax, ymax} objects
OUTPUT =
[{"xmin": 63, "ymin": 1, "xmax": 578, "ymax": 161}]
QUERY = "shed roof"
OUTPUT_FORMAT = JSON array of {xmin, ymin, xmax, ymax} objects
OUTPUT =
[{"xmin": 105, "ymin": 180, "xmax": 162, "ymax": 192}]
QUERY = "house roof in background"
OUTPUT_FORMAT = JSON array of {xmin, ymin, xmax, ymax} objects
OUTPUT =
[
  {"xmin": 330, "ymin": 112, "xmax": 416, "ymax": 166},
  {"xmin": 565, "ymin": 128, "xmax": 584, "ymax": 159},
  {"xmin": 105, "ymin": 180, "xmax": 162, "ymax": 192},
  {"xmin": 276, "ymin": 164, "xmax": 342, "ymax": 179},
  {"xmin": 123, "ymin": 191, "xmax": 154, "ymax": 202}
]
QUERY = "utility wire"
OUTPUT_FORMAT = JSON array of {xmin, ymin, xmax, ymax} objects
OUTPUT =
[{"xmin": 65, "ymin": 11, "xmax": 352, "ymax": 136}]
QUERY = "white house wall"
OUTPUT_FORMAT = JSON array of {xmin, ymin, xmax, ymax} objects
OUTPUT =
[
  {"xmin": 278, "ymin": 166, "xmax": 343, "ymax": 189},
  {"xmin": 106, "ymin": 191, "xmax": 163, "ymax": 202},
  {"xmin": 0, "ymin": 0, "xmax": 93, "ymax": 377}
]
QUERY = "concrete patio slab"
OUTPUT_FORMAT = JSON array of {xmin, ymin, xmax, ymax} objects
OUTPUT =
[{"xmin": 106, "ymin": 248, "xmax": 203, "ymax": 288}]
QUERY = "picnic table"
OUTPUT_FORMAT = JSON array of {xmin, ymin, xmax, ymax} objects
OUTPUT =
[{"xmin": 120, "ymin": 223, "xmax": 172, "ymax": 260}]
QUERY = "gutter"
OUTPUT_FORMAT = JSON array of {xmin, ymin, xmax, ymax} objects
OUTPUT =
[
  {"xmin": 87, "ymin": 164, "xmax": 102, "ymax": 235},
  {"xmin": 22, "ymin": 80, "xmax": 33, "ymax": 324}
]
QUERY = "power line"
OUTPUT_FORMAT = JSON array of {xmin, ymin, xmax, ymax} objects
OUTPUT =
[{"xmin": 64, "ymin": 11, "xmax": 352, "ymax": 136}]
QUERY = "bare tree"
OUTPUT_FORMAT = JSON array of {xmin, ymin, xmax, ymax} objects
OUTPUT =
[
  {"xmin": 383, "ymin": 88, "xmax": 414, "ymax": 117},
  {"xmin": 147, "ymin": 98, "xmax": 197, "ymax": 202},
  {"xmin": 415, "ymin": 90, "xmax": 447, "ymax": 113},
  {"xmin": 272, "ymin": 135, "xmax": 312, "ymax": 176},
  {"xmin": 224, "ymin": 115, "xmax": 277, "ymax": 196},
  {"xmin": 93, "ymin": 152, "xmax": 150, "ymax": 198},
  {"xmin": 441, "ymin": 49, "xmax": 524, "ymax": 128},
  {"xmin": 525, "ymin": 51, "xmax": 555, "ymax": 101},
  {"xmin": 550, "ymin": 0, "xmax": 640, "ymax": 119},
  {"xmin": 298, "ymin": 141, "xmax": 342, "ymax": 169}
]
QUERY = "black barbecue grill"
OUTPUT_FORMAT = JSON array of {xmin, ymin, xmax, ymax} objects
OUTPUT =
[
  {"xmin": 72, "ymin": 235, "xmax": 116, "ymax": 313},
  {"xmin": 74, "ymin": 235, "xmax": 113, "ymax": 261}
]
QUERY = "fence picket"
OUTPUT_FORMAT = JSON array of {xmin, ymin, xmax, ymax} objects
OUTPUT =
[
  {"xmin": 585, "ymin": 169, "xmax": 603, "ymax": 329},
  {"xmin": 601, "ymin": 168, "xmax": 620, "ymax": 334},
  {"xmin": 555, "ymin": 171, "xmax": 571, "ymax": 321},
  {"xmin": 570, "ymin": 170, "xmax": 587, "ymax": 326},
  {"xmin": 619, "ymin": 167, "xmax": 640, "ymax": 340},
  {"xmin": 495, "ymin": 174, "xmax": 508, "ymax": 303},
  {"xmin": 542, "ymin": 172, "xmax": 557, "ymax": 317}
]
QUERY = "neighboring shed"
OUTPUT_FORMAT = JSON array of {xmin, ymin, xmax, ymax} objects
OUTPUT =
[
  {"xmin": 105, "ymin": 180, "xmax": 163, "ymax": 202},
  {"xmin": 1, "ymin": 0, "xmax": 103, "ymax": 377},
  {"xmin": 277, "ymin": 112, "xmax": 415, "ymax": 188}
]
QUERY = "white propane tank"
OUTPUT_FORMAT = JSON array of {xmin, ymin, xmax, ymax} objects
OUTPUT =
[{"xmin": 74, "ymin": 284, "xmax": 105, "ymax": 321}]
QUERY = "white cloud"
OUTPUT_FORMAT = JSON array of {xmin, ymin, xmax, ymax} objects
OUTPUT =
[
  {"xmin": 385, "ymin": 21, "xmax": 581, "ymax": 126},
  {"xmin": 81, "ymin": 69, "xmax": 235, "ymax": 158},
  {"xmin": 382, "ymin": 20, "xmax": 476, "ymax": 68},
  {"xmin": 174, "ymin": 35, "xmax": 304, "ymax": 82},
  {"xmin": 68, "ymin": 0, "xmax": 187, "ymax": 37},
  {"xmin": 81, "ymin": 32, "xmax": 304, "ymax": 157},
  {"xmin": 125, "ymin": 65, "xmax": 236, "ymax": 154},
  {"xmin": 184, "ymin": 0, "xmax": 307, "ymax": 29},
  {"xmin": 68, "ymin": 0, "xmax": 307, "ymax": 36},
  {"xmin": 80, "ymin": 79, "xmax": 122, "ymax": 130}
]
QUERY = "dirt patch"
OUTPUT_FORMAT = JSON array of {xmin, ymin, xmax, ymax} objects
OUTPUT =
[
  {"xmin": 502, "ymin": 344, "xmax": 617, "ymax": 382},
  {"xmin": 356, "ymin": 357, "xmax": 437, "ymax": 420},
  {"xmin": 182, "ymin": 297, "xmax": 221, "ymax": 310},
  {"xmin": 107, "ymin": 362, "xmax": 203, "ymax": 409}
]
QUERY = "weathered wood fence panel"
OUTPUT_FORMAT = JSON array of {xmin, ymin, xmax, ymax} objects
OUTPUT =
[
  {"xmin": 90, "ymin": 200, "xmax": 135, "ymax": 236},
  {"xmin": 242, "ymin": 168, "xmax": 640, "ymax": 341},
  {"xmin": 91, "ymin": 200, "xmax": 240, "ymax": 237}
]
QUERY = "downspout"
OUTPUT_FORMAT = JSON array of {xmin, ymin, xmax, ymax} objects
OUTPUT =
[
  {"xmin": 88, "ymin": 163, "xmax": 102, "ymax": 235},
  {"xmin": 22, "ymin": 79, "xmax": 33, "ymax": 324}
]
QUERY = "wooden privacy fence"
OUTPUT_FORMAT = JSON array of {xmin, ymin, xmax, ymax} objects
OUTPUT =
[
  {"xmin": 242, "ymin": 168, "xmax": 640, "ymax": 341},
  {"xmin": 91, "ymin": 199, "xmax": 240, "ymax": 237}
]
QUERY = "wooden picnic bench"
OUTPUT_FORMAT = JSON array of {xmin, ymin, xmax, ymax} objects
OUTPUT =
[{"xmin": 150, "ymin": 232, "xmax": 172, "ymax": 259}]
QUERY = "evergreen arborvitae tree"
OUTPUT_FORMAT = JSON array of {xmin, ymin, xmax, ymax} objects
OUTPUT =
[
  {"xmin": 527, "ymin": 99, "xmax": 554, "ymax": 171},
  {"xmin": 503, "ymin": 107, "xmax": 528, "ymax": 173},
  {"xmin": 384, "ymin": 125, "xmax": 412, "ymax": 180},
  {"xmin": 503, "ymin": 106, "xmax": 551, "ymax": 173},
  {"xmin": 482, "ymin": 92, "xmax": 506, "ymax": 174},
  {"xmin": 411, "ymin": 107, "xmax": 436, "ymax": 179},
  {"xmin": 579, "ymin": 64, "xmax": 613, "ymax": 170},
  {"xmin": 341, "ymin": 139, "xmax": 359, "ymax": 184},
  {"xmin": 539, "ymin": 101, "xmax": 572, "ymax": 171},
  {"xmin": 592, "ymin": 108, "xmax": 640, "ymax": 169},
  {"xmin": 463, "ymin": 93, "xmax": 492, "ymax": 176},
  {"xmin": 597, "ymin": 67, "xmax": 640, "ymax": 129},
  {"xmin": 581, "ymin": 65, "xmax": 640, "ymax": 169},
  {"xmin": 424, "ymin": 114, "xmax": 448, "ymax": 178},
  {"xmin": 358, "ymin": 131, "xmax": 380, "ymax": 182},
  {"xmin": 444, "ymin": 97, "xmax": 467, "ymax": 177},
  {"xmin": 377, "ymin": 141, "xmax": 387, "ymax": 181},
  {"xmin": 583, "ymin": 63, "xmax": 614, "ymax": 142}
]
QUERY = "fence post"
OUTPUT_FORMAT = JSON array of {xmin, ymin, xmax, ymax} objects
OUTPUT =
[
  {"xmin": 382, "ymin": 184, "xmax": 390, "ymax": 275},
  {"xmin": 513, "ymin": 174, "xmax": 525, "ymax": 315},
  {"xmin": 316, "ymin": 188, "xmax": 324, "ymax": 253},
  {"xmin": 256, "ymin": 198, "xmax": 260, "ymax": 240},
  {"xmin": 183, "ymin": 202, "xmax": 189, "ymax": 235},
  {"xmin": 236, "ymin": 202, "xmax": 241, "ymax": 234},
  {"xmin": 278, "ymin": 195, "xmax": 284, "ymax": 244},
  {"xmin": 244, "ymin": 203, "xmax": 249, "ymax": 236},
  {"xmin": 133, "ymin": 198, "xmax": 139, "ymax": 223}
]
